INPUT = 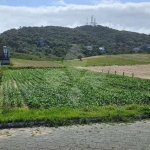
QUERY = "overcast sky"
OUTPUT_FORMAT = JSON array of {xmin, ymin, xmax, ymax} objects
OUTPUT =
[{"xmin": 0, "ymin": 0, "xmax": 150, "ymax": 34}]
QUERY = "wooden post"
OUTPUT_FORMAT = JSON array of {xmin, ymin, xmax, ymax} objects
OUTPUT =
[
  {"xmin": 108, "ymin": 70, "xmax": 109, "ymax": 74},
  {"xmin": 102, "ymin": 70, "xmax": 103, "ymax": 73},
  {"xmin": 123, "ymin": 72, "xmax": 124, "ymax": 77},
  {"xmin": 132, "ymin": 73, "xmax": 134, "ymax": 78},
  {"xmin": 115, "ymin": 71, "xmax": 116, "ymax": 75}
]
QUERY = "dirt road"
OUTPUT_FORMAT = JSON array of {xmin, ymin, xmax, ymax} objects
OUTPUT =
[
  {"xmin": 77, "ymin": 64, "xmax": 150, "ymax": 79},
  {"xmin": 0, "ymin": 120, "xmax": 150, "ymax": 150}
]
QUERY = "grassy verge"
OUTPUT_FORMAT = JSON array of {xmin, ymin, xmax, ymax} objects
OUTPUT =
[
  {"xmin": 9, "ymin": 54, "xmax": 150, "ymax": 68},
  {"xmin": 0, "ymin": 104, "xmax": 150, "ymax": 128},
  {"xmin": 63, "ymin": 54, "xmax": 150, "ymax": 67},
  {"xmin": 10, "ymin": 58, "xmax": 64, "ymax": 68}
]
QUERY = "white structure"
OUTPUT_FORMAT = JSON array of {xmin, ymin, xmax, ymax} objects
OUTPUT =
[
  {"xmin": 87, "ymin": 45, "xmax": 93, "ymax": 51},
  {"xmin": 99, "ymin": 47, "xmax": 105, "ymax": 53}
]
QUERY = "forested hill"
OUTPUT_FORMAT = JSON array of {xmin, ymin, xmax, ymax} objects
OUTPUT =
[{"xmin": 0, "ymin": 25, "xmax": 150, "ymax": 60}]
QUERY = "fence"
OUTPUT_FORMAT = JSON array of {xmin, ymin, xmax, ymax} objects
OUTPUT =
[{"xmin": 102, "ymin": 69, "xmax": 134, "ymax": 78}]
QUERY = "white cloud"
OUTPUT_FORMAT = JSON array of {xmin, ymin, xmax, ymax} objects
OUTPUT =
[
  {"xmin": 0, "ymin": 2, "xmax": 150, "ymax": 34},
  {"xmin": 92, "ymin": 0, "xmax": 121, "ymax": 5},
  {"xmin": 52, "ymin": 0, "xmax": 68, "ymax": 6}
]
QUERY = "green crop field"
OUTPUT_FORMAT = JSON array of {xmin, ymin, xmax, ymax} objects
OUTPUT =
[
  {"xmin": 1, "ymin": 68, "xmax": 150, "ymax": 108},
  {"xmin": 0, "ymin": 54, "xmax": 150, "ymax": 126}
]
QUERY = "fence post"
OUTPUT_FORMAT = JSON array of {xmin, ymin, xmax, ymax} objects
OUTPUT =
[
  {"xmin": 115, "ymin": 71, "xmax": 116, "ymax": 75},
  {"xmin": 123, "ymin": 72, "xmax": 124, "ymax": 77},
  {"xmin": 132, "ymin": 73, "xmax": 134, "ymax": 78}
]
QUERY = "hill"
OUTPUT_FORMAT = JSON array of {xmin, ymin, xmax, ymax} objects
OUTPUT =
[{"xmin": 0, "ymin": 25, "xmax": 150, "ymax": 60}]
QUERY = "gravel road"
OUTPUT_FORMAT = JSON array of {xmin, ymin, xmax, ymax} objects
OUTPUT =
[{"xmin": 0, "ymin": 120, "xmax": 150, "ymax": 150}]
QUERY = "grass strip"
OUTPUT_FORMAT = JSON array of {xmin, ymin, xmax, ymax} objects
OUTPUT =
[{"xmin": 0, "ymin": 104, "xmax": 150, "ymax": 128}]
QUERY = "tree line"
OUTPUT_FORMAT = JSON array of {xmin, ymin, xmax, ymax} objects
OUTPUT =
[{"xmin": 0, "ymin": 25, "xmax": 150, "ymax": 60}]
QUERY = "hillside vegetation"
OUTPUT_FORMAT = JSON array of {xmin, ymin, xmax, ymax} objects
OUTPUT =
[
  {"xmin": 0, "ymin": 26, "xmax": 150, "ymax": 126},
  {"xmin": 0, "ymin": 25, "xmax": 150, "ymax": 60}
]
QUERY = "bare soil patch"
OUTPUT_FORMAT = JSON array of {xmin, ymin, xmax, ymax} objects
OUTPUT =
[{"xmin": 77, "ymin": 64, "xmax": 150, "ymax": 79}]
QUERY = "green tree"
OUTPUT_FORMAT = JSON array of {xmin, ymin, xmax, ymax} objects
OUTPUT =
[{"xmin": 78, "ymin": 55, "xmax": 82, "ymax": 61}]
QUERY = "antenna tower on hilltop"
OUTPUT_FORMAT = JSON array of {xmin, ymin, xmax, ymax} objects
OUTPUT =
[
  {"xmin": 94, "ymin": 18, "xmax": 97, "ymax": 26},
  {"xmin": 86, "ymin": 17, "xmax": 88, "ymax": 25},
  {"xmin": 86, "ymin": 15, "xmax": 97, "ymax": 26},
  {"xmin": 90, "ymin": 15, "xmax": 97, "ymax": 26},
  {"xmin": 90, "ymin": 15, "xmax": 94, "ymax": 26}
]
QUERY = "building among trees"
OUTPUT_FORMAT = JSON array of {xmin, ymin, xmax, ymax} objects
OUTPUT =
[{"xmin": 0, "ymin": 43, "xmax": 10, "ymax": 64}]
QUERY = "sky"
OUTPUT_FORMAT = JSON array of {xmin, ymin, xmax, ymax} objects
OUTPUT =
[{"xmin": 0, "ymin": 0, "xmax": 150, "ymax": 34}]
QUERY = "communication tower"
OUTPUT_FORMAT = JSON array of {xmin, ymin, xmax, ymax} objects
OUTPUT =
[
  {"xmin": 91, "ymin": 15, "xmax": 94, "ymax": 26},
  {"xmin": 86, "ymin": 15, "xmax": 97, "ymax": 26},
  {"xmin": 86, "ymin": 17, "xmax": 89, "ymax": 25},
  {"xmin": 94, "ymin": 18, "xmax": 97, "ymax": 26}
]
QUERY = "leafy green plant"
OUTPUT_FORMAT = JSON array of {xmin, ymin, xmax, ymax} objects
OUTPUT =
[{"xmin": 0, "ymin": 68, "xmax": 150, "ymax": 109}]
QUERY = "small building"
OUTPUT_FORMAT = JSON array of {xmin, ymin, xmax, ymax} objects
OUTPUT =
[
  {"xmin": 87, "ymin": 45, "xmax": 93, "ymax": 51},
  {"xmin": 133, "ymin": 47, "xmax": 140, "ymax": 52},
  {"xmin": 147, "ymin": 45, "xmax": 150, "ymax": 52},
  {"xmin": 99, "ymin": 46, "xmax": 105, "ymax": 53},
  {"xmin": 39, "ymin": 38, "xmax": 45, "ymax": 47},
  {"xmin": 0, "ymin": 44, "xmax": 10, "ymax": 65}
]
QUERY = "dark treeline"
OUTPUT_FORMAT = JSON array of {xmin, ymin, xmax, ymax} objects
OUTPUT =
[{"xmin": 0, "ymin": 25, "xmax": 150, "ymax": 60}]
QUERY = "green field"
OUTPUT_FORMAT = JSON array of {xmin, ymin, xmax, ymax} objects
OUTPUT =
[
  {"xmin": 10, "ymin": 54, "xmax": 150, "ymax": 68},
  {"xmin": 0, "ymin": 54, "xmax": 150, "ymax": 126},
  {"xmin": 1, "ymin": 68, "xmax": 150, "ymax": 108},
  {"xmin": 63, "ymin": 54, "xmax": 150, "ymax": 67}
]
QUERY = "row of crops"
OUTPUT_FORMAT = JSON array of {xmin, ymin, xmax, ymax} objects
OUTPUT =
[{"xmin": 0, "ymin": 68, "xmax": 150, "ymax": 108}]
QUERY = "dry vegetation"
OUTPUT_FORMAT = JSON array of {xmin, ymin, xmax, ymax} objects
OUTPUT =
[
  {"xmin": 76, "ymin": 54, "xmax": 150, "ymax": 79},
  {"xmin": 77, "ymin": 64, "xmax": 150, "ymax": 79},
  {"xmin": 11, "ymin": 58, "xmax": 63, "ymax": 68}
]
